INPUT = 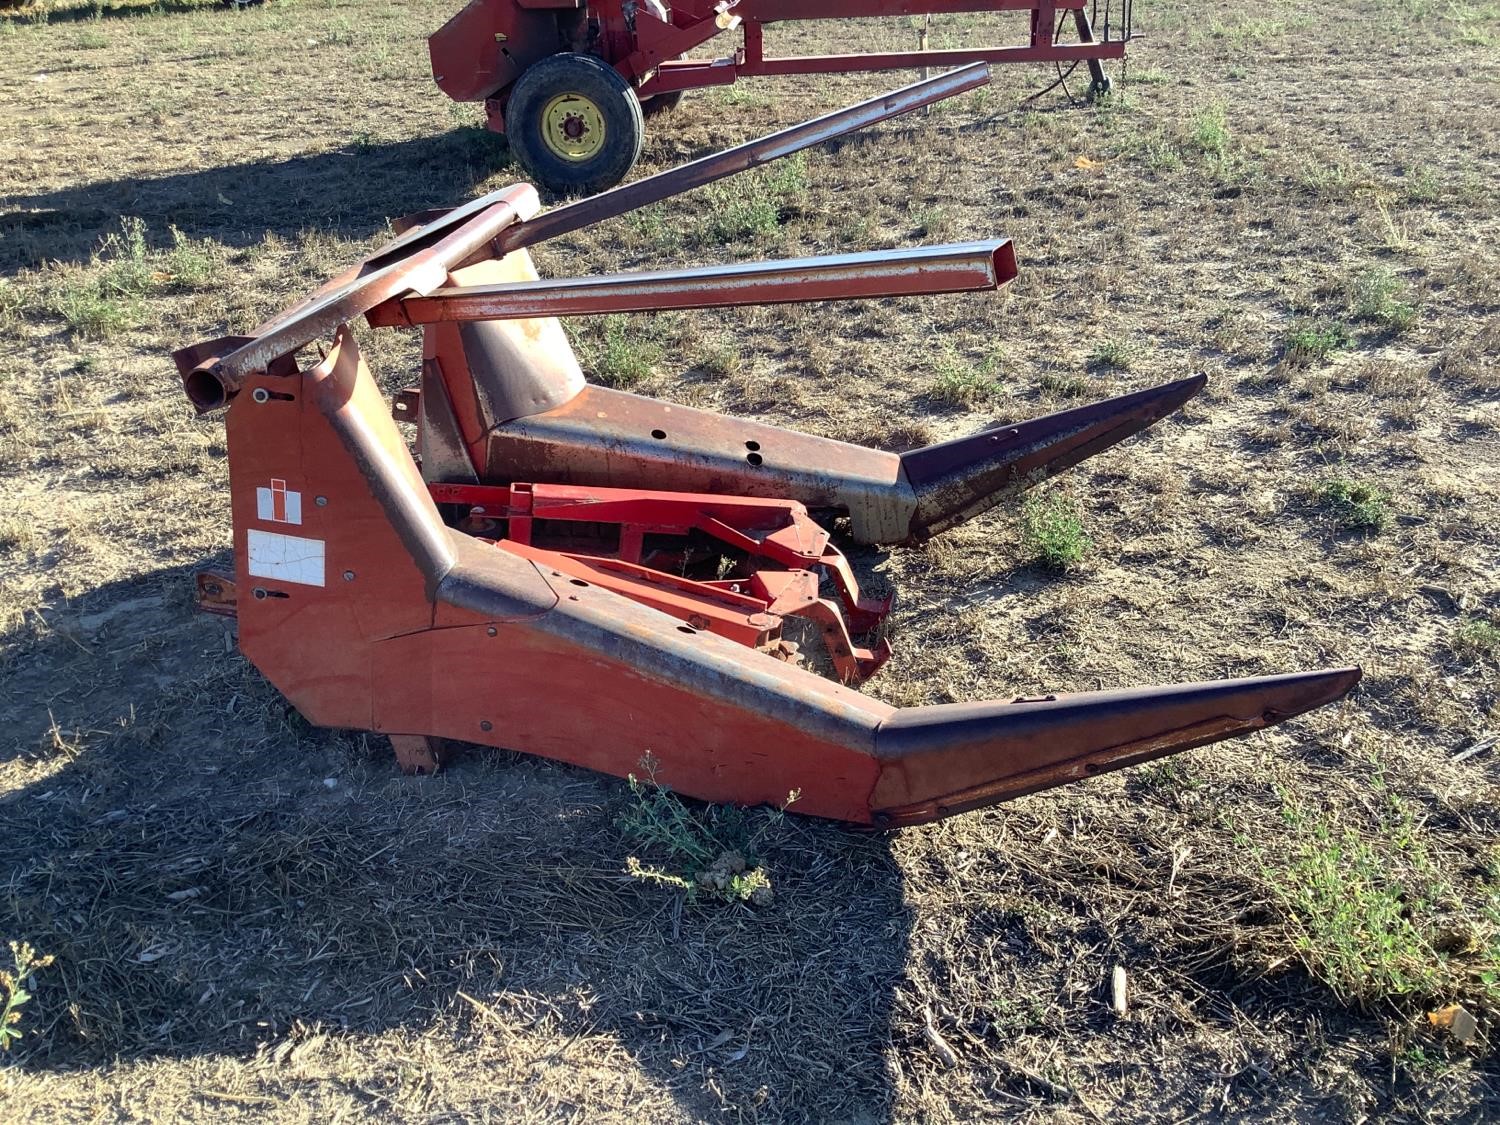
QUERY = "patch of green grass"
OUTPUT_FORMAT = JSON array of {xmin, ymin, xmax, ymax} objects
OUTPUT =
[
  {"xmin": 1, "ymin": 941, "xmax": 54, "ymax": 1053},
  {"xmin": 50, "ymin": 284, "xmax": 137, "ymax": 339},
  {"xmin": 693, "ymin": 338, "xmax": 742, "ymax": 379},
  {"xmin": 929, "ymin": 345, "xmax": 1002, "ymax": 406},
  {"xmin": 161, "ymin": 226, "xmax": 219, "ymax": 290},
  {"xmin": 1277, "ymin": 812, "xmax": 1440, "ymax": 1003},
  {"xmin": 1270, "ymin": 797, "xmax": 1500, "ymax": 1011},
  {"xmin": 43, "ymin": 217, "xmax": 220, "ymax": 337},
  {"xmin": 578, "ymin": 315, "xmax": 663, "ymax": 389},
  {"xmin": 1450, "ymin": 616, "xmax": 1500, "ymax": 662},
  {"xmin": 711, "ymin": 84, "xmax": 772, "ymax": 109},
  {"xmin": 907, "ymin": 202, "xmax": 952, "ymax": 239},
  {"xmin": 1297, "ymin": 159, "xmax": 1376, "ymax": 201},
  {"xmin": 1317, "ymin": 477, "xmax": 1391, "ymax": 532},
  {"xmin": 697, "ymin": 153, "xmax": 807, "ymax": 245},
  {"xmin": 0, "ymin": 281, "xmax": 28, "ymax": 333},
  {"xmin": 1021, "ymin": 492, "xmax": 1090, "ymax": 570},
  {"xmin": 1188, "ymin": 103, "xmax": 1230, "ymax": 159},
  {"xmin": 1038, "ymin": 370, "xmax": 1090, "ymax": 399},
  {"xmin": 625, "ymin": 202, "xmax": 682, "ymax": 252},
  {"xmin": 1404, "ymin": 164, "xmax": 1442, "ymax": 203},
  {"xmin": 1089, "ymin": 337, "xmax": 1138, "ymax": 371},
  {"xmin": 619, "ymin": 759, "xmax": 793, "ymax": 905},
  {"xmin": 1348, "ymin": 267, "xmax": 1417, "ymax": 332},
  {"xmin": 1211, "ymin": 15, "xmax": 1286, "ymax": 44},
  {"xmin": 760, "ymin": 152, "xmax": 808, "ymax": 197},
  {"xmin": 1143, "ymin": 136, "xmax": 1182, "ymax": 172},
  {"xmin": 1283, "ymin": 318, "xmax": 1352, "ymax": 366}
]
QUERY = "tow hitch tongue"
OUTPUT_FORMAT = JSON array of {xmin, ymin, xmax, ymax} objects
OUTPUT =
[{"xmin": 175, "ymin": 67, "xmax": 1359, "ymax": 826}]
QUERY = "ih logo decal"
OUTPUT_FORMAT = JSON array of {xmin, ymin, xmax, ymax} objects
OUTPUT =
[{"xmin": 256, "ymin": 478, "xmax": 303, "ymax": 525}]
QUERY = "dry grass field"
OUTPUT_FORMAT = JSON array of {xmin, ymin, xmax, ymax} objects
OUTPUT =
[{"xmin": 2, "ymin": 0, "xmax": 1499, "ymax": 1119}]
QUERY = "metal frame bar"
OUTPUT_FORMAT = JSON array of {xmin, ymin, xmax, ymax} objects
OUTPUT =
[
  {"xmin": 496, "ymin": 63, "xmax": 991, "ymax": 254},
  {"xmin": 368, "ymin": 242, "xmax": 1017, "ymax": 327},
  {"xmin": 621, "ymin": 0, "xmax": 1126, "ymax": 96}
]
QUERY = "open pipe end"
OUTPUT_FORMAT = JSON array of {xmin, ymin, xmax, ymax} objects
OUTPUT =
[
  {"xmin": 184, "ymin": 363, "xmax": 231, "ymax": 413},
  {"xmin": 990, "ymin": 240, "xmax": 1020, "ymax": 286},
  {"xmin": 173, "ymin": 335, "xmax": 255, "ymax": 412}
]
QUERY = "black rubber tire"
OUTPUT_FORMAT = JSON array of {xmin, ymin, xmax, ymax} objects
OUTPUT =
[
  {"xmin": 506, "ymin": 53, "xmax": 645, "ymax": 195},
  {"xmin": 641, "ymin": 89, "xmax": 685, "ymax": 118}
]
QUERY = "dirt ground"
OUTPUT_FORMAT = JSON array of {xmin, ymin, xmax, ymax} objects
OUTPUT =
[{"xmin": 1, "ymin": 0, "xmax": 1498, "ymax": 1120}]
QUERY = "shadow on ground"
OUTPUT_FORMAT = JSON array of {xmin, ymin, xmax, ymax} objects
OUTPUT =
[
  {"xmin": 0, "ymin": 567, "xmax": 910, "ymax": 1122},
  {"xmin": 6, "ymin": 0, "xmax": 220, "ymax": 25},
  {"xmin": 0, "ymin": 128, "xmax": 516, "ymax": 274}
]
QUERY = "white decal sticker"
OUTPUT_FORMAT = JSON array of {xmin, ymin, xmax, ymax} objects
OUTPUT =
[
  {"xmin": 255, "ymin": 478, "xmax": 303, "ymax": 525},
  {"xmin": 246, "ymin": 529, "xmax": 325, "ymax": 587}
]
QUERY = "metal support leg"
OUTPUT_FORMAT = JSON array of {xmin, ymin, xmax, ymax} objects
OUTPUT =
[
  {"xmin": 1073, "ymin": 6, "xmax": 1112, "ymax": 100},
  {"xmin": 390, "ymin": 733, "xmax": 449, "ymax": 775}
]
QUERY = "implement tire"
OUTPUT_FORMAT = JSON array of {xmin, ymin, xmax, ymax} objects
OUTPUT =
[{"xmin": 506, "ymin": 53, "xmax": 645, "ymax": 195}]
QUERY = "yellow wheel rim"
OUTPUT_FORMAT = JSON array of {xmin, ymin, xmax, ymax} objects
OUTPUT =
[{"xmin": 540, "ymin": 93, "xmax": 607, "ymax": 162}]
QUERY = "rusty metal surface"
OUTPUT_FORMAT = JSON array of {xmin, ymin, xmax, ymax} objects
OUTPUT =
[
  {"xmin": 236, "ymin": 323, "xmax": 1359, "ymax": 823},
  {"xmin": 870, "ymin": 669, "xmax": 1363, "ymax": 825},
  {"xmin": 389, "ymin": 733, "xmax": 448, "ymax": 775},
  {"xmin": 429, "ymin": 478, "xmax": 893, "ymax": 682},
  {"xmin": 416, "ymin": 359, "xmax": 480, "ymax": 484},
  {"xmin": 479, "ymin": 385, "xmax": 917, "ymax": 544},
  {"xmin": 304, "ymin": 328, "xmax": 459, "ymax": 599},
  {"xmin": 371, "ymin": 242, "xmax": 1015, "ymax": 326},
  {"xmin": 901, "ymin": 374, "xmax": 1207, "ymax": 542},
  {"xmin": 445, "ymin": 250, "xmax": 588, "ymax": 426},
  {"xmin": 193, "ymin": 570, "xmax": 238, "ymax": 617},
  {"xmin": 183, "ymin": 185, "xmax": 541, "ymax": 411}
]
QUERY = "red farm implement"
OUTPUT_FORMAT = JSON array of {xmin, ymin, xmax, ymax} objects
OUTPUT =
[
  {"xmin": 430, "ymin": 0, "xmax": 1132, "ymax": 191},
  {"xmin": 176, "ymin": 69, "xmax": 1358, "ymax": 827}
]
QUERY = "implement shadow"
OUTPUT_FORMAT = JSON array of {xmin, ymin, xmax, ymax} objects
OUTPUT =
[
  {"xmin": 0, "ymin": 128, "xmax": 515, "ymax": 275},
  {"xmin": 12, "ymin": 0, "xmax": 218, "ymax": 25},
  {"xmin": 0, "ymin": 568, "xmax": 910, "ymax": 1122}
]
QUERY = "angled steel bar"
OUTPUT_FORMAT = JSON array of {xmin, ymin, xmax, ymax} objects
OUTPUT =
[
  {"xmin": 369, "ymin": 241, "xmax": 1017, "ymax": 326},
  {"xmin": 492, "ymin": 62, "xmax": 991, "ymax": 254},
  {"xmin": 179, "ymin": 184, "xmax": 541, "ymax": 411}
]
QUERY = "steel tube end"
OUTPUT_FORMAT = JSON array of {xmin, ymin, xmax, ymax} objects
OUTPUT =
[{"xmin": 183, "ymin": 362, "xmax": 232, "ymax": 412}]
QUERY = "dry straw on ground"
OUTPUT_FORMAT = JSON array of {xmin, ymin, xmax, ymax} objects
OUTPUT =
[{"xmin": 1, "ymin": 0, "xmax": 1498, "ymax": 1120}]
